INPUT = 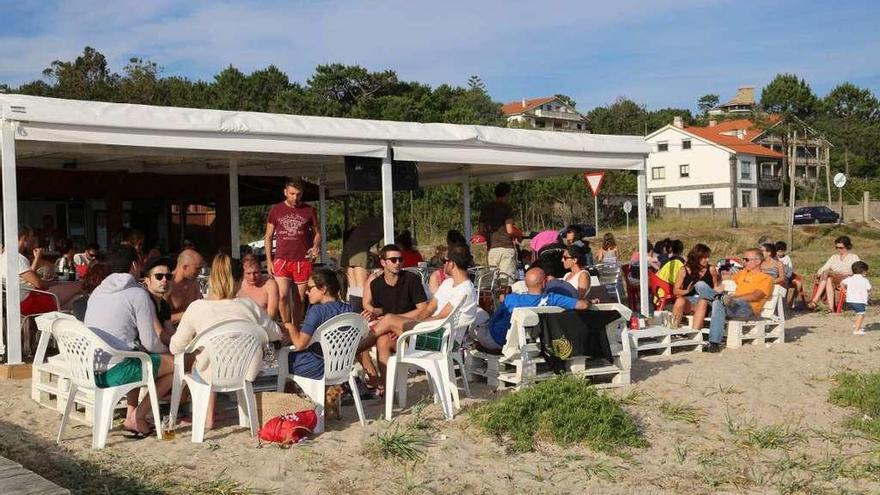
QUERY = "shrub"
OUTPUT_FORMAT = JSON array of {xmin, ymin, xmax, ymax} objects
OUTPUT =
[{"xmin": 470, "ymin": 375, "xmax": 646, "ymax": 452}]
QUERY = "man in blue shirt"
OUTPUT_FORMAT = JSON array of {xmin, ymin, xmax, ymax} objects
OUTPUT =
[{"xmin": 475, "ymin": 266, "xmax": 590, "ymax": 351}]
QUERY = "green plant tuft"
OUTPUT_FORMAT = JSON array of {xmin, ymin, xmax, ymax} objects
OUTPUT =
[
  {"xmin": 829, "ymin": 371, "xmax": 880, "ymax": 438},
  {"xmin": 470, "ymin": 375, "xmax": 646, "ymax": 452}
]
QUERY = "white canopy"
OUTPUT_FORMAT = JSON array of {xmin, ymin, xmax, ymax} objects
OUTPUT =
[{"xmin": 0, "ymin": 94, "xmax": 652, "ymax": 365}]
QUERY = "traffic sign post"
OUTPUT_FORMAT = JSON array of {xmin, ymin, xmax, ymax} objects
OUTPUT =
[
  {"xmin": 623, "ymin": 200, "xmax": 632, "ymax": 234},
  {"xmin": 584, "ymin": 172, "xmax": 605, "ymax": 237},
  {"xmin": 834, "ymin": 172, "xmax": 846, "ymax": 224}
]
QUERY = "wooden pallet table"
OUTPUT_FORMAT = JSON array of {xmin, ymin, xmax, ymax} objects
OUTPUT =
[
  {"xmin": 629, "ymin": 325, "xmax": 703, "ymax": 358},
  {"xmin": 0, "ymin": 455, "xmax": 69, "ymax": 495}
]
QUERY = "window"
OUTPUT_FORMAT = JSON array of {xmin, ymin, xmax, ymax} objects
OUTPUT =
[
  {"xmin": 741, "ymin": 190, "xmax": 752, "ymax": 207},
  {"xmin": 657, "ymin": 142, "xmax": 669, "ymax": 152},
  {"xmin": 682, "ymin": 139, "xmax": 691, "ymax": 150},
  {"xmin": 740, "ymin": 160, "xmax": 752, "ymax": 180},
  {"xmin": 679, "ymin": 164, "xmax": 690, "ymax": 178},
  {"xmin": 699, "ymin": 192, "xmax": 714, "ymax": 206},
  {"xmin": 651, "ymin": 166, "xmax": 665, "ymax": 180},
  {"xmin": 535, "ymin": 121, "xmax": 545, "ymax": 128},
  {"xmin": 576, "ymin": 123, "xmax": 582, "ymax": 130},
  {"xmin": 653, "ymin": 196, "xmax": 666, "ymax": 208},
  {"xmin": 760, "ymin": 162, "xmax": 775, "ymax": 178}
]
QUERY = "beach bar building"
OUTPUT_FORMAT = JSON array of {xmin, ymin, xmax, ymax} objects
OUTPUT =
[{"xmin": 1, "ymin": 94, "xmax": 651, "ymax": 367}]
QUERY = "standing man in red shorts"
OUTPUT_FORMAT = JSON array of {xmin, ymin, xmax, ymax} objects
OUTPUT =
[{"xmin": 265, "ymin": 178, "xmax": 321, "ymax": 324}]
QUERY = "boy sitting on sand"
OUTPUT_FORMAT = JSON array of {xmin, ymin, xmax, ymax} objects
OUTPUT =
[{"xmin": 842, "ymin": 261, "xmax": 871, "ymax": 335}]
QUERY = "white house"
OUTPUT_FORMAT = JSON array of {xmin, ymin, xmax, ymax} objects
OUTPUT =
[
  {"xmin": 501, "ymin": 96, "xmax": 589, "ymax": 133},
  {"xmin": 645, "ymin": 118, "xmax": 785, "ymax": 208}
]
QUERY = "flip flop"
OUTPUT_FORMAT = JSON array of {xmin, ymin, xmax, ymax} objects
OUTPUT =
[
  {"xmin": 806, "ymin": 301, "xmax": 818, "ymax": 310},
  {"xmin": 123, "ymin": 426, "xmax": 155, "ymax": 440}
]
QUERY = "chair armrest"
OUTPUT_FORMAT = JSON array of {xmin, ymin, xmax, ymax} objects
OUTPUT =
[
  {"xmin": 276, "ymin": 345, "xmax": 296, "ymax": 361},
  {"xmin": 24, "ymin": 287, "xmax": 61, "ymax": 309},
  {"xmin": 113, "ymin": 350, "xmax": 155, "ymax": 382}
]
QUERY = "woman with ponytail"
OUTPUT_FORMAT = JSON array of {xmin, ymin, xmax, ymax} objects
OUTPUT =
[{"xmin": 170, "ymin": 253, "xmax": 283, "ymax": 429}]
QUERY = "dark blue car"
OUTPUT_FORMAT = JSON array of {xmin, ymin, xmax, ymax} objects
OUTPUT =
[{"xmin": 793, "ymin": 206, "xmax": 840, "ymax": 225}]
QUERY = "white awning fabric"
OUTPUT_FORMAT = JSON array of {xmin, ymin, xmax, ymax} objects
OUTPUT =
[{"xmin": 0, "ymin": 94, "xmax": 650, "ymax": 171}]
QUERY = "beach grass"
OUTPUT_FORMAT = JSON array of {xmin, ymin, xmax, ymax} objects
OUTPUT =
[{"xmin": 470, "ymin": 375, "xmax": 646, "ymax": 453}]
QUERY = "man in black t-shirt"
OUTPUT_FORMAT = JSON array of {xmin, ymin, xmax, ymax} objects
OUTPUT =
[
  {"xmin": 362, "ymin": 244, "xmax": 428, "ymax": 385},
  {"xmin": 142, "ymin": 256, "xmax": 175, "ymax": 345}
]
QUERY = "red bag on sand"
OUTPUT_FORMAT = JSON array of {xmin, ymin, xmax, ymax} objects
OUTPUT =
[{"xmin": 258, "ymin": 410, "xmax": 318, "ymax": 447}]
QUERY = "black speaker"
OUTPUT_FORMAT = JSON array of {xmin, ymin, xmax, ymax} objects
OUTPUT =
[{"xmin": 344, "ymin": 156, "xmax": 419, "ymax": 192}]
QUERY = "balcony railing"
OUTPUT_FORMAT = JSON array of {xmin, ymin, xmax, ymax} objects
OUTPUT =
[
  {"xmin": 533, "ymin": 109, "xmax": 586, "ymax": 121},
  {"xmin": 757, "ymin": 175, "xmax": 783, "ymax": 189}
]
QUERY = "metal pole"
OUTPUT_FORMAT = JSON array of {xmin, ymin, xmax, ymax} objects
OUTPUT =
[
  {"xmin": 228, "ymin": 157, "xmax": 240, "ymax": 259},
  {"xmin": 318, "ymin": 172, "xmax": 328, "ymax": 263},
  {"xmin": 637, "ymin": 162, "xmax": 649, "ymax": 315},
  {"xmin": 2, "ymin": 119, "xmax": 22, "ymax": 364},
  {"xmin": 729, "ymin": 154, "xmax": 738, "ymax": 227},
  {"xmin": 593, "ymin": 195, "xmax": 599, "ymax": 237},
  {"xmin": 787, "ymin": 130, "xmax": 797, "ymax": 249},
  {"xmin": 380, "ymin": 146, "xmax": 395, "ymax": 245},
  {"xmin": 462, "ymin": 170, "xmax": 472, "ymax": 242}
]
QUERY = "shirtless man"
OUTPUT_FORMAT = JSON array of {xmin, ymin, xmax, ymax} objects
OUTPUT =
[
  {"xmin": 236, "ymin": 254, "xmax": 279, "ymax": 319},
  {"xmin": 264, "ymin": 178, "xmax": 321, "ymax": 324},
  {"xmin": 168, "ymin": 249, "xmax": 204, "ymax": 324}
]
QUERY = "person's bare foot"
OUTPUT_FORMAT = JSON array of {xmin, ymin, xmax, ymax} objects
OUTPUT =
[{"xmin": 123, "ymin": 415, "xmax": 153, "ymax": 434}]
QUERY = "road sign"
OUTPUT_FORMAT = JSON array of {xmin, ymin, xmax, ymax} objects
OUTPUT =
[
  {"xmin": 583, "ymin": 172, "xmax": 605, "ymax": 197},
  {"xmin": 833, "ymin": 172, "xmax": 847, "ymax": 188},
  {"xmin": 623, "ymin": 201, "xmax": 632, "ymax": 214}
]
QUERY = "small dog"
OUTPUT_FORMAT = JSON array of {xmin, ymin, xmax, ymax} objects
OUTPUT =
[{"xmin": 325, "ymin": 385, "xmax": 344, "ymax": 420}]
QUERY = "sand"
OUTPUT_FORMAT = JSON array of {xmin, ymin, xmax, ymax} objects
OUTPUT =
[{"xmin": 3, "ymin": 310, "xmax": 880, "ymax": 494}]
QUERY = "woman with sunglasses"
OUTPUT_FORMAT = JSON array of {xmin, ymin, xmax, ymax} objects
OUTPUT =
[
  {"xmin": 808, "ymin": 235, "xmax": 860, "ymax": 310},
  {"xmin": 561, "ymin": 245, "xmax": 591, "ymax": 299},
  {"xmin": 284, "ymin": 268, "xmax": 354, "ymax": 381}
]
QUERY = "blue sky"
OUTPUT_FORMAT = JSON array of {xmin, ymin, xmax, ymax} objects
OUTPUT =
[{"xmin": 1, "ymin": 0, "xmax": 878, "ymax": 113}]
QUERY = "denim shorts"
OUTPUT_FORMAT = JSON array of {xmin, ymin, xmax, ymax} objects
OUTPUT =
[{"xmin": 848, "ymin": 302, "xmax": 867, "ymax": 314}]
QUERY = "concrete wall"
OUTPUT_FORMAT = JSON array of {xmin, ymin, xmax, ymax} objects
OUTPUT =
[{"xmin": 655, "ymin": 198, "xmax": 880, "ymax": 225}]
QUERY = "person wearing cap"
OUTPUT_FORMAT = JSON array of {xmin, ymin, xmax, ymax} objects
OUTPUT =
[{"xmin": 142, "ymin": 255, "xmax": 176, "ymax": 345}]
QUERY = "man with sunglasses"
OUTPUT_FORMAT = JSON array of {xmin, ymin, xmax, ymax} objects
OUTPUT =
[
  {"xmin": 362, "ymin": 244, "xmax": 429, "ymax": 384},
  {"xmin": 143, "ymin": 256, "xmax": 176, "ymax": 345},
  {"xmin": 693, "ymin": 249, "xmax": 774, "ymax": 353}
]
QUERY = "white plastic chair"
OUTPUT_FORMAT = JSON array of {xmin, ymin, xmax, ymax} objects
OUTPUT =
[
  {"xmin": 276, "ymin": 313, "xmax": 369, "ymax": 433},
  {"xmin": 385, "ymin": 299, "xmax": 464, "ymax": 421},
  {"xmin": 45, "ymin": 312, "xmax": 164, "ymax": 449},
  {"xmin": 169, "ymin": 319, "xmax": 267, "ymax": 443}
]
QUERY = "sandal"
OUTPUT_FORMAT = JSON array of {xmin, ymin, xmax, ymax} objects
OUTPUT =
[
  {"xmin": 123, "ymin": 426, "xmax": 155, "ymax": 440},
  {"xmin": 806, "ymin": 301, "xmax": 818, "ymax": 310}
]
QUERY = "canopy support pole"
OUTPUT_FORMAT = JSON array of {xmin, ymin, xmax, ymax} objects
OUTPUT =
[
  {"xmin": 228, "ymin": 157, "xmax": 240, "ymax": 259},
  {"xmin": 381, "ymin": 146, "xmax": 394, "ymax": 245},
  {"xmin": 462, "ymin": 167, "xmax": 472, "ymax": 242},
  {"xmin": 637, "ymin": 160, "xmax": 650, "ymax": 315},
  {"xmin": 318, "ymin": 170, "xmax": 328, "ymax": 264},
  {"xmin": 2, "ymin": 119, "xmax": 22, "ymax": 364}
]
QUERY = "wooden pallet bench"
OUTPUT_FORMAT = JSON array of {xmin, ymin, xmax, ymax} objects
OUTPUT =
[
  {"xmin": 467, "ymin": 303, "xmax": 632, "ymax": 390},
  {"xmin": 0, "ymin": 455, "xmax": 69, "ymax": 495},
  {"xmin": 684, "ymin": 283, "xmax": 787, "ymax": 349}
]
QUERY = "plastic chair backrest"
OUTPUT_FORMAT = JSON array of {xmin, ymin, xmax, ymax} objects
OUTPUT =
[
  {"xmin": 648, "ymin": 271, "xmax": 674, "ymax": 310},
  {"xmin": 311, "ymin": 313, "xmax": 369, "ymax": 384},
  {"xmin": 596, "ymin": 263, "xmax": 621, "ymax": 285},
  {"xmin": 51, "ymin": 316, "xmax": 113, "ymax": 389},
  {"xmin": 184, "ymin": 319, "xmax": 268, "ymax": 388}
]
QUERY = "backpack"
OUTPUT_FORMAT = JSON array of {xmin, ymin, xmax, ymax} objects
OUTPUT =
[{"xmin": 257, "ymin": 410, "xmax": 318, "ymax": 447}]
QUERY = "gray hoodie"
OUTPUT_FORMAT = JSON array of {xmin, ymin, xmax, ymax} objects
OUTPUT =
[{"xmin": 84, "ymin": 273, "xmax": 168, "ymax": 355}]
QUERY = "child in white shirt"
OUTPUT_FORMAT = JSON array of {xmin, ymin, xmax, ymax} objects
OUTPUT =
[{"xmin": 842, "ymin": 261, "xmax": 871, "ymax": 335}]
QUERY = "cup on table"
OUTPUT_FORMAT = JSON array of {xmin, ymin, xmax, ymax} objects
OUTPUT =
[{"xmin": 161, "ymin": 415, "xmax": 176, "ymax": 440}]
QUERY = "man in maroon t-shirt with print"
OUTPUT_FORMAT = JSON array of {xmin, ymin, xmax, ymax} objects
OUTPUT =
[{"xmin": 265, "ymin": 178, "xmax": 321, "ymax": 324}]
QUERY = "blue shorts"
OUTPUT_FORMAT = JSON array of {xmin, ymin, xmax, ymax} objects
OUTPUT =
[{"xmin": 847, "ymin": 302, "xmax": 866, "ymax": 314}]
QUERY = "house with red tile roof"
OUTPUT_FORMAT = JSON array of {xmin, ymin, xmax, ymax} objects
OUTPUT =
[
  {"xmin": 501, "ymin": 96, "xmax": 589, "ymax": 133},
  {"xmin": 645, "ymin": 117, "xmax": 787, "ymax": 208}
]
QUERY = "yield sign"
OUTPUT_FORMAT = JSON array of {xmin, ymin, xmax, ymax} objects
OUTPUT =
[{"xmin": 583, "ymin": 172, "xmax": 605, "ymax": 197}]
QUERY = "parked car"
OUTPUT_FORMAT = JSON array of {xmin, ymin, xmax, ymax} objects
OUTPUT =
[{"xmin": 793, "ymin": 206, "xmax": 840, "ymax": 225}]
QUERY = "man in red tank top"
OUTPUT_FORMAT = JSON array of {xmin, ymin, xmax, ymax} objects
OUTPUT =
[{"xmin": 264, "ymin": 178, "xmax": 321, "ymax": 324}]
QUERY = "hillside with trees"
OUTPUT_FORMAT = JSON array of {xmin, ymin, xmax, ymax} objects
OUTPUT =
[{"xmin": 3, "ymin": 48, "xmax": 878, "ymax": 243}]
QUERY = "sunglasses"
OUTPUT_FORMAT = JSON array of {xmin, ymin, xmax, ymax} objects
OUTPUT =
[
  {"xmin": 306, "ymin": 284, "xmax": 319, "ymax": 291},
  {"xmin": 383, "ymin": 256, "xmax": 404, "ymax": 263},
  {"xmin": 152, "ymin": 273, "xmax": 172, "ymax": 281},
  {"xmin": 562, "ymin": 255, "xmax": 574, "ymax": 260}
]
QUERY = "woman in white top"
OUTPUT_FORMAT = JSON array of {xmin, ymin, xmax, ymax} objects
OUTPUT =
[
  {"xmin": 170, "ymin": 253, "xmax": 283, "ymax": 429},
  {"xmin": 562, "ymin": 245, "xmax": 591, "ymax": 299},
  {"xmin": 808, "ymin": 235, "xmax": 860, "ymax": 310}
]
